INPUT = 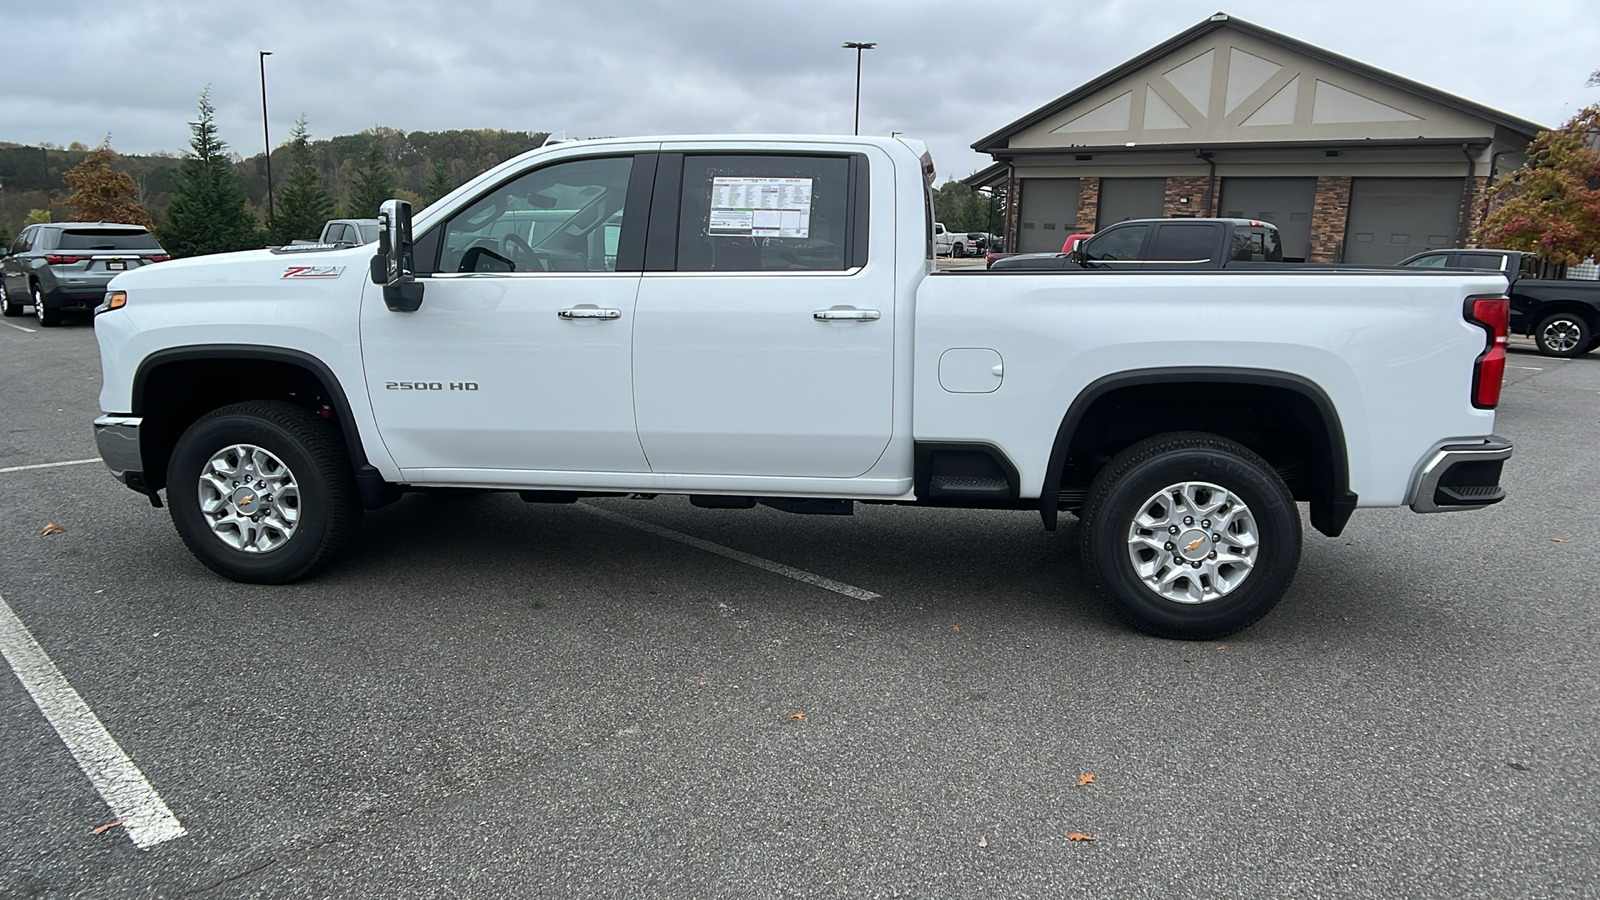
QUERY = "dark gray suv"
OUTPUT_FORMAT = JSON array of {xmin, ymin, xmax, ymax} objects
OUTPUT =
[{"xmin": 1, "ymin": 223, "xmax": 169, "ymax": 326}]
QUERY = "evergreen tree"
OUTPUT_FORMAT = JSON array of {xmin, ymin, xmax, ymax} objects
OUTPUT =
[
  {"xmin": 347, "ymin": 140, "xmax": 398, "ymax": 218},
  {"xmin": 423, "ymin": 158, "xmax": 454, "ymax": 205},
  {"xmin": 275, "ymin": 116, "xmax": 335, "ymax": 242},
  {"xmin": 62, "ymin": 143, "xmax": 155, "ymax": 228},
  {"xmin": 158, "ymin": 88, "xmax": 263, "ymax": 257}
]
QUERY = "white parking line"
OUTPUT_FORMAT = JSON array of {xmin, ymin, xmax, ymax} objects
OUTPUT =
[
  {"xmin": 0, "ymin": 458, "xmax": 101, "ymax": 475},
  {"xmin": 0, "ymin": 590, "xmax": 186, "ymax": 849},
  {"xmin": 577, "ymin": 503, "xmax": 881, "ymax": 601},
  {"xmin": 1, "ymin": 321, "xmax": 37, "ymax": 333}
]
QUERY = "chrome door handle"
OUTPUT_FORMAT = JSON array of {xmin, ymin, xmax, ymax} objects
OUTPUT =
[
  {"xmin": 557, "ymin": 307, "xmax": 622, "ymax": 320},
  {"xmin": 813, "ymin": 308, "xmax": 881, "ymax": 321}
]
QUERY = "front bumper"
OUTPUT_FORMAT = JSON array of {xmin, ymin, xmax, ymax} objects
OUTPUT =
[
  {"xmin": 93, "ymin": 414, "xmax": 158, "ymax": 503},
  {"xmin": 1409, "ymin": 435, "xmax": 1513, "ymax": 513}
]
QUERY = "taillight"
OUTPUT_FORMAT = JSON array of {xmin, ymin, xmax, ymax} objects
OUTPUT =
[
  {"xmin": 44, "ymin": 254, "xmax": 85, "ymax": 265},
  {"xmin": 143, "ymin": 254, "xmax": 171, "ymax": 263},
  {"xmin": 1466, "ymin": 296, "xmax": 1509, "ymax": 409}
]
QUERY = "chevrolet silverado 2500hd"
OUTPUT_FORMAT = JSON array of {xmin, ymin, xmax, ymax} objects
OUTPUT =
[{"xmin": 91, "ymin": 135, "xmax": 1513, "ymax": 639}]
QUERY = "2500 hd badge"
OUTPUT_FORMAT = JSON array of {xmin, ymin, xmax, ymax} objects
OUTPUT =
[{"xmin": 384, "ymin": 381, "xmax": 479, "ymax": 391}]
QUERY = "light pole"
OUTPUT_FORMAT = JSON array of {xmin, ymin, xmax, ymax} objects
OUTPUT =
[
  {"xmin": 842, "ymin": 41, "xmax": 876, "ymax": 135},
  {"xmin": 259, "ymin": 51, "xmax": 275, "ymax": 238}
]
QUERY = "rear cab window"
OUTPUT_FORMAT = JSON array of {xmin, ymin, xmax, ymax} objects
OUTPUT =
[
  {"xmin": 1148, "ymin": 223, "xmax": 1220, "ymax": 262},
  {"xmin": 671, "ymin": 154, "xmax": 866, "ymax": 272}
]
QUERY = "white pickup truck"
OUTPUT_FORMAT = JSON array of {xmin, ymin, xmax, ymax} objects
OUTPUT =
[{"xmin": 91, "ymin": 134, "xmax": 1513, "ymax": 639}]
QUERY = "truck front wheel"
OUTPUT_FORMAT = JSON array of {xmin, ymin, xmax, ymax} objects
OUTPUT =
[
  {"xmin": 1078, "ymin": 432, "xmax": 1301, "ymax": 639},
  {"xmin": 167, "ymin": 401, "xmax": 362, "ymax": 584}
]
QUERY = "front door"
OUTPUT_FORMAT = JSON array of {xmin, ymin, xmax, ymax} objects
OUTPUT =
[
  {"xmin": 631, "ymin": 149, "xmax": 896, "ymax": 478},
  {"xmin": 361, "ymin": 153, "xmax": 651, "ymax": 475}
]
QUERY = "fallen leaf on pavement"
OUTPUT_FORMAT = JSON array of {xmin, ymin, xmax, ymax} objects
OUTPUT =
[
  {"xmin": 91, "ymin": 819, "xmax": 124, "ymax": 836},
  {"xmin": 1066, "ymin": 832, "xmax": 1095, "ymax": 842},
  {"xmin": 952, "ymin": 625, "xmax": 960, "ymax": 632},
  {"xmin": 1215, "ymin": 645, "xmax": 1226, "ymax": 651},
  {"xmin": 978, "ymin": 836, "xmax": 988, "ymax": 847},
  {"xmin": 787, "ymin": 712, "xmax": 806, "ymax": 720},
  {"xmin": 41, "ymin": 523, "xmax": 65, "ymax": 536},
  {"xmin": 1550, "ymin": 538, "xmax": 1569, "ymax": 543},
  {"xmin": 1077, "ymin": 773, "xmax": 1095, "ymax": 787}
]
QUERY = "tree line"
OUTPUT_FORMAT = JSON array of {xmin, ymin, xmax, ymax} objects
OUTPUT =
[{"xmin": 0, "ymin": 88, "xmax": 549, "ymax": 256}]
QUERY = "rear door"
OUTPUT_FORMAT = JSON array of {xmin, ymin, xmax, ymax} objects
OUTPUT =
[{"xmin": 630, "ymin": 146, "xmax": 894, "ymax": 478}]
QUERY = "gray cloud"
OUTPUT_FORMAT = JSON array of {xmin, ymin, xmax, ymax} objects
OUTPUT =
[{"xmin": 2, "ymin": 0, "xmax": 1595, "ymax": 180}]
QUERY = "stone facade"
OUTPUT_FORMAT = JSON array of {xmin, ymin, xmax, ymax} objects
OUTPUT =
[
  {"xmin": 1162, "ymin": 176, "xmax": 1211, "ymax": 218},
  {"xmin": 1075, "ymin": 177, "xmax": 1101, "ymax": 232},
  {"xmin": 1308, "ymin": 176, "xmax": 1352, "ymax": 263},
  {"xmin": 1461, "ymin": 175, "xmax": 1491, "ymax": 247},
  {"xmin": 1005, "ymin": 172, "xmax": 1022, "ymax": 253}
]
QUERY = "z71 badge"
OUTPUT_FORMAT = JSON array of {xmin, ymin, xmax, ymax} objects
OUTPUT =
[{"xmin": 282, "ymin": 265, "xmax": 346, "ymax": 279}]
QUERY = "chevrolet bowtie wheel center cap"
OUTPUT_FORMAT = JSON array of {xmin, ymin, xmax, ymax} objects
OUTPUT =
[
  {"xmin": 1125, "ymin": 481, "xmax": 1260, "ymax": 605},
  {"xmin": 198, "ymin": 444, "xmax": 302, "ymax": 553}
]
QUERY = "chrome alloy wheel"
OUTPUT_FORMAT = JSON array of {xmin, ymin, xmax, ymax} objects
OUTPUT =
[
  {"xmin": 1125, "ymin": 481, "xmax": 1259, "ymax": 604},
  {"xmin": 1541, "ymin": 318, "xmax": 1583, "ymax": 353},
  {"xmin": 198, "ymin": 444, "xmax": 301, "ymax": 552}
]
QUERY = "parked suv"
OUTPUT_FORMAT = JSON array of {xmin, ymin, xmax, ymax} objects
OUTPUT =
[{"xmin": 1, "ymin": 223, "xmax": 169, "ymax": 326}]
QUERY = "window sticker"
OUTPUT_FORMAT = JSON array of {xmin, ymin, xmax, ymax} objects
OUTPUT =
[{"xmin": 709, "ymin": 176, "xmax": 813, "ymax": 238}]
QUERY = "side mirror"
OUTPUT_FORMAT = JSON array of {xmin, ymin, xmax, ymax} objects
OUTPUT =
[
  {"xmin": 370, "ymin": 199, "xmax": 425, "ymax": 312},
  {"xmin": 1071, "ymin": 242, "xmax": 1087, "ymax": 266}
]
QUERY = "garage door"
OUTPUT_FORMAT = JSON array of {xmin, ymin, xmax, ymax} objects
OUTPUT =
[
  {"xmin": 1018, "ymin": 178, "xmax": 1080, "ymax": 253},
  {"xmin": 1096, "ymin": 178, "xmax": 1166, "ymax": 229},
  {"xmin": 1220, "ymin": 177, "xmax": 1316, "ymax": 261},
  {"xmin": 1343, "ymin": 178, "xmax": 1463, "ymax": 265}
]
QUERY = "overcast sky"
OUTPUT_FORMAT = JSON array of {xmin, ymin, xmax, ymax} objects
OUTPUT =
[{"xmin": 2, "ymin": 0, "xmax": 1596, "ymax": 181}]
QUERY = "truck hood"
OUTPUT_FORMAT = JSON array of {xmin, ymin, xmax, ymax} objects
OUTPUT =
[{"xmin": 109, "ymin": 245, "xmax": 374, "ymax": 291}]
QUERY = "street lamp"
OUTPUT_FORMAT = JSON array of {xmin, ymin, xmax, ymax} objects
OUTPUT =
[
  {"xmin": 842, "ymin": 41, "xmax": 876, "ymax": 136},
  {"xmin": 259, "ymin": 51, "xmax": 275, "ymax": 238}
]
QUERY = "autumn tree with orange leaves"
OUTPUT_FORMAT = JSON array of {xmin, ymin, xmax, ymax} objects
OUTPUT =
[
  {"xmin": 1480, "ymin": 103, "xmax": 1600, "ymax": 266},
  {"xmin": 61, "ymin": 143, "xmax": 155, "ymax": 229}
]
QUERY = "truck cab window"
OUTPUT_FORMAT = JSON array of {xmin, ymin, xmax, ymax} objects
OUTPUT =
[
  {"xmin": 676, "ymin": 154, "xmax": 852, "ymax": 272},
  {"xmin": 1081, "ymin": 224, "xmax": 1148, "ymax": 263},
  {"xmin": 1148, "ymin": 224, "xmax": 1219, "ymax": 262},
  {"xmin": 1403, "ymin": 253, "xmax": 1450, "ymax": 268},
  {"xmin": 439, "ymin": 156, "xmax": 634, "ymax": 274}
]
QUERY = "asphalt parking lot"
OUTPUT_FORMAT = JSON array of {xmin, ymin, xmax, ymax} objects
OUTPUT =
[{"xmin": 1, "ymin": 316, "xmax": 1596, "ymax": 899}]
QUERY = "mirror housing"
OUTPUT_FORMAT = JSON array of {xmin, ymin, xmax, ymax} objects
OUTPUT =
[{"xmin": 371, "ymin": 199, "xmax": 425, "ymax": 312}]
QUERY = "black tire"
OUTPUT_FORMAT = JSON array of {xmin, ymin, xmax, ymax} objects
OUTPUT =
[
  {"xmin": 167, "ymin": 401, "xmax": 362, "ymax": 584},
  {"xmin": 952, "ymin": 242, "xmax": 966, "ymax": 258},
  {"xmin": 33, "ymin": 284, "xmax": 61, "ymax": 327},
  {"xmin": 0, "ymin": 283, "xmax": 22, "ymax": 317},
  {"xmin": 1533, "ymin": 312, "xmax": 1592, "ymax": 358},
  {"xmin": 1078, "ymin": 432, "xmax": 1302, "ymax": 640}
]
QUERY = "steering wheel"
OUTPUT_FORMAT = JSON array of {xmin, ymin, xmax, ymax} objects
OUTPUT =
[{"xmin": 502, "ymin": 231, "xmax": 534, "ymax": 259}]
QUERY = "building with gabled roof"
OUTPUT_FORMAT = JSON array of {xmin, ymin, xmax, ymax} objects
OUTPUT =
[{"xmin": 967, "ymin": 12, "xmax": 1542, "ymax": 262}]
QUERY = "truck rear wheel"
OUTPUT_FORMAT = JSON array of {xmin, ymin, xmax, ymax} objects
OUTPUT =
[
  {"xmin": 167, "ymin": 401, "xmax": 362, "ymax": 584},
  {"xmin": 1078, "ymin": 432, "xmax": 1301, "ymax": 639},
  {"xmin": 1533, "ymin": 312, "xmax": 1591, "ymax": 358}
]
